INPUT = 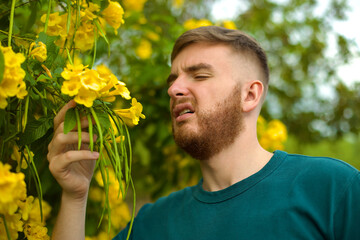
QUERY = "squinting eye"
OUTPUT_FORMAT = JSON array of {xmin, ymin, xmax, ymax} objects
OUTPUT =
[{"xmin": 195, "ymin": 75, "xmax": 208, "ymax": 79}]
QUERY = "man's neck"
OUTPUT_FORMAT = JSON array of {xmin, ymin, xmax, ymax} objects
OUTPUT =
[{"xmin": 199, "ymin": 133, "xmax": 273, "ymax": 192}]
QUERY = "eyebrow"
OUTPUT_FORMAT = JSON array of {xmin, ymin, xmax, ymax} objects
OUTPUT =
[{"xmin": 167, "ymin": 63, "xmax": 214, "ymax": 86}]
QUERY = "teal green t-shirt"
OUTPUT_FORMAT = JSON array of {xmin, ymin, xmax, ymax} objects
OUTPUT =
[{"xmin": 114, "ymin": 151, "xmax": 360, "ymax": 240}]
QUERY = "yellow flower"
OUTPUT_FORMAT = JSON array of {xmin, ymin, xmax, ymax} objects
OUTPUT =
[
  {"xmin": 18, "ymin": 196, "xmax": 51, "ymax": 225},
  {"xmin": 123, "ymin": 0, "xmax": 147, "ymax": 11},
  {"xmin": 107, "ymin": 83, "xmax": 131, "ymax": 100},
  {"xmin": 0, "ymin": 90, "xmax": 7, "ymax": 109},
  {"xmin": 24, "ymin": 223, "xmax": 50, "ymax": 240},
  {"xmin": 40, "ymin": 12, "xmax": 67, "ymax": 37},
  {"xmin": 61, "ymin": 79, "xmax": 81, "ymax": 96},
  {"xmin": 222, "ymin": 20, "xmax": 237, "ymax": 30},
  {"xmin": 184, "ymin": 18, "xmax": 212, "ymax": 30},
  {"xmin": 74, "ymin": 22, "xmax": 96, "ymax": 52},
  {"xmin": 29, "ymin": 41, "xmax": 47, "ymax": 62},
  {"xmin": 61, "ymin": 63, "xmax": 87, "ymax": 81},
  {"xmin": 0, "ymin": 162, "xmax": 27, "ymax": 215},
  {"xmin": 81, "ymin": 69, "xmax": 106, "ymax": 91},
  {"xmin": 135, "ymin": 39, "xmax": 152, "ymax": 59},
  {"xmin": 81, "ymin": 2, "xmax": 101, "ymax": 21},
  {"xmin": 102, "ymin": 0, "xmax": 125, "ymax": 35},
  {"xmin": 74, "ymin": 87, "xmax": 98, "ymax": 107},
  {"xmin": 114, "ymin": 98, "xmax": 145, "ymax": 126},
  {"xmin": 11, "ymin": 145, "xmax": 34, "ymax": 171},
  {"xmin": 0, "ymin": 46, "xmax": 27, "ymax": 108}
]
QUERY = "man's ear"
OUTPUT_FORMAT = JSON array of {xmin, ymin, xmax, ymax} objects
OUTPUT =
[{"xmin": 242, "ymin": 80, "xmax": 264, "ymax": 113}]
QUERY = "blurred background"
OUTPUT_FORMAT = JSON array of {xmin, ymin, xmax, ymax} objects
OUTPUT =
[{"xmin": 1, "ymin": 0, "xmax": 359, "ymax": 238}]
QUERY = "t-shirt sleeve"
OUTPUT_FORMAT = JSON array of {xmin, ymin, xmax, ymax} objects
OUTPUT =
[{"xmin": 333, "ymin": 172, "xmax": 360, "ymax": 239}]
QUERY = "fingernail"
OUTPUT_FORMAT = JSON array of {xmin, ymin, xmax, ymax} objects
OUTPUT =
[{"xmin": 92, "ymin": 152, "xmax": 99, "ymax": 158}]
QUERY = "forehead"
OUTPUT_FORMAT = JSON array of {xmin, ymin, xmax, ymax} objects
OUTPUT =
[{"xmin": 171, "ymin": 43, "xmax": 238, "ymax": 73}]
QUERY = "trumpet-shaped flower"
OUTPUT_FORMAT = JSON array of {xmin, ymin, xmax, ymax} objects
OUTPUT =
[
  {"xmin": 61, "ymin": 79, "xmax": 81, "ymax": 96},
  {"xmin": 114, "ymin": 98, "xmax": 145, "ymax": 126},
  {"xmin": 29, "ymin": 41, "xmax": 47, "ymax": 62},
  {"xmin": 81, "ymin": 69, "xmax": 106, "ymax": 91},
  {"xmin": 102, "ymin": 0, "xmax": 125, "ymax": 35},
  {"xmin": 74, "ymin": 87, "xmax": 98, "ymax": 107}
]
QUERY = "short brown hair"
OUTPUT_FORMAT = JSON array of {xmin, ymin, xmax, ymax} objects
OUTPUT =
[{"xmin": 171, "ymin": 26, "xmax": 269, "ymax": 87}]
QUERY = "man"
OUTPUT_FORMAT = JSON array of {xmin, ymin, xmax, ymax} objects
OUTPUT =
[{"xmin": 48, "ymin": 26, "xmax": 360, "ymax": 240}]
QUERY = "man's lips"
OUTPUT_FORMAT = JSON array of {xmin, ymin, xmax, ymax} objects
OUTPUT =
[{"xmin": 172, "ymin": 102, "xmax": 195, "ymax": 122}]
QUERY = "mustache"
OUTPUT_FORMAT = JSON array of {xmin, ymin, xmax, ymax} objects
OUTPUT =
[{"xmin": 172, "ymin": 98, "xmax": 196, "ymax": 108}]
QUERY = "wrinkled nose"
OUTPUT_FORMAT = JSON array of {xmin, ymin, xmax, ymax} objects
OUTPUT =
[{"xmin": 167, "ymin": 77, "xmax": 190, "ymax": 99}]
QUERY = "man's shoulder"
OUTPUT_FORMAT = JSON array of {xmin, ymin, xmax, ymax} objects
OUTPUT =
[
  {"xmin": 278, "ymin": 151, "xmax": 359, "ymax": 188},
  {"xmin": 283, "ymin": 151, "xmax": 359, "ymax": 174}
]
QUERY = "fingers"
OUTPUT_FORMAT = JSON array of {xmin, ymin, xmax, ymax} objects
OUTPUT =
[
  {"xmin": 54, "ymin": 116, "xmax": 93, "ymax": 137},
  {"xmin": 54, "ymin": 100, "xmax": 76, "ymax": 130},
  {"xmin": 48, "ymin": 131, "xmax": 96, "ymax": 158},
  {"xmin": 48, "ymin": 150, "xmax": 99, "ymax": 175}
]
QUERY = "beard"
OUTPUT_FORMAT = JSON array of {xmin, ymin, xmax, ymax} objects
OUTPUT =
[{"xmin": 172, "ymin": 84, "xmax": 243, "ymax": 160}]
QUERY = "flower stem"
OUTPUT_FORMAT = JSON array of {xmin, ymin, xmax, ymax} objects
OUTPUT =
[
  {"xmin": 44, "ymin": 0, "xmax": 52, "ymax": 33},
  {"xmin": 90, "ymin": 107, "xmax": 103, "ymax": 154},
  {"xmin": 126, "ymin": 178, "xmax": 136, "ymax": 240},
  {"xmin": 8, "ymin": 0, "xmax": 16, "ymax": 46},
  {"xmin": 1, "ymin": 214, "xmax": 12, "ymax": 240},
  {"xmin": 87, "ymin": 113, "xmax": 93, "ymax": 151},
  {"xmin": 75, "ymin": 108, "xmax": 81, "ymax": 150}
]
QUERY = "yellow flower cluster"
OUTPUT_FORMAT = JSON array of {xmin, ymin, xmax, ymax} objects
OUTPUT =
[
  {"xmin": 29, "ymin": 41, "xmax": 47, "ymax": 62},
  {"xmin": 0, "ymin": 46, "xmax": 27, "ymax": 109},
  {"xmin": 0, "ymin": 162, "xmax": 51, "ymax": 240},
  {"xmin": 257, "ymin": 116, "xmax": 288, "ymax": 151},
  {"xmin": 41, "ymin": 0, "xmax": 125, "ymax": 51},
  {"xmin": 61, "ymin": 63, "xmax": 131, "ymax": 107},
  {"xmin": 114, "ymin": 98, "xmax": 146, "ymax": 126},
  {"xmin": 183, "ymin": 18, "xmax": 212, "ymax": 30}
]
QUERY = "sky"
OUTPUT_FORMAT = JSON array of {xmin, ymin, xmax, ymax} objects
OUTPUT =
[{"xmin": 211, "ymin": 0, "xmax": 360, "ymax": 87}]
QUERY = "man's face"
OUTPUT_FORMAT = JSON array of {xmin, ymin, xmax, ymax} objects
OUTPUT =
[{"xmin": 167, "ymin": 43, "xmax": 248, "ymax": 160}]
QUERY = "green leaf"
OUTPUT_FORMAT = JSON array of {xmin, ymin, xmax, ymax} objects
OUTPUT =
[
  {"xmin": 95, "ymin": 108, "xmax": 111, "ymax": 131},
  {"xmin": 0, "ymin": 48, "xmax": 3, "ymax": 84},
  {"xmin": 64, "ymin": 107, "xmax": 77, "ymax": 134},
  {"xmin": 19, "ymin": 116, "xmax": 53, "ymax": 145}
]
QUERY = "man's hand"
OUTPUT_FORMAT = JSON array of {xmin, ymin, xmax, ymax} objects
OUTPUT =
[{"xmin": 47, "ymin": 100, "xmax": 98, "ymax": 201}]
